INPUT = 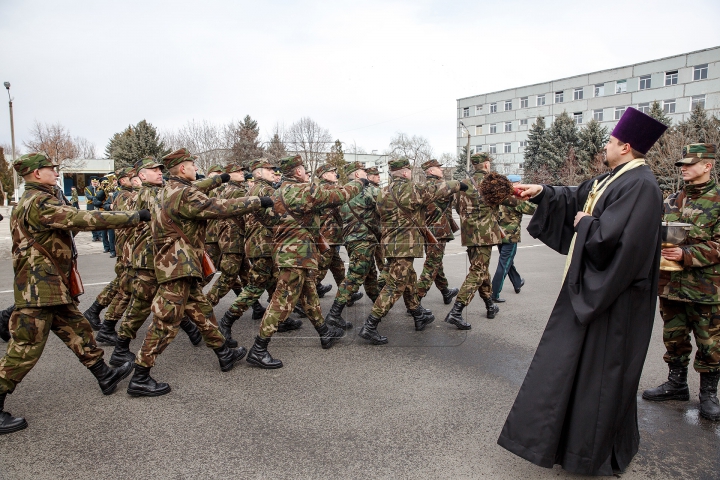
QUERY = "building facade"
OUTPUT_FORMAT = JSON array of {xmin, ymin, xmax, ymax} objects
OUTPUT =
[{"xmin": 457, "ymin": 46, "xmax": 720, "ymax": 174}]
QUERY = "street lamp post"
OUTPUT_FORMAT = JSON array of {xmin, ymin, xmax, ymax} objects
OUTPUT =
[
  {"xmin": 459, "ymin": 121, "xmax": 471, "ymax": 176},
  {"xmin": 4, "ymin": 82, "xmax": 19, "ymax": 204}
]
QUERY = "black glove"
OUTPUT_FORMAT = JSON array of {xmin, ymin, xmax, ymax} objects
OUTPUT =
[
  {"xmin": 220, "ymin": 173, "xmax": 231, "ymax": 183},
  {"xmin": 459, "ymin": 182, "xmax": 469, "ymax": 192},
  {"xmin": 138, "ymin": 209, "xmax": 151, "ymax": 222},
  {"xmin": 358, "ymin": 178, "xmax": 370, "ymax": 187},
  {"xmin": 259, "ymin": 196, "xmax": 274, "ymax": 208},
  {"xmin": 0, "ymin": 213, "xmax": 3, "ymax": 221}
]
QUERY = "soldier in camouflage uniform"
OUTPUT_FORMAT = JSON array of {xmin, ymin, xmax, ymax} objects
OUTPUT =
[
  {"xmin": 70, "ymin": 187, "xmax": 79, "ymax": 208},
  {"xmin": 358, "ymin": 158, "xmax": 465, "ymax": 345},
  {"xmin": 643, "ymin": 143, "xmax": 720, "ymax": 421},
  {"xmin": 245, "ymin": 155, "xmax": 366, "ymax": 369},
  {"xmin": 314, "ymin": 164, "xmax": 348, "ymax": 299},
  {"xmin": 416, "ymin": 159, "xmax": 461, "ymax": 305},
  {"xmin": 0, "ymin": 153, "xmax": 147, "ymax": 435},
  {"xmin": 203, "ymin": 164, "xmax": 225, "ymax": 272},
  {"xmin": 365, "ymin": 166, "xmax": 385, "ymax": 290}
]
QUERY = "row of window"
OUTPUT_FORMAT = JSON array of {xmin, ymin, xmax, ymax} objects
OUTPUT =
[
  {"xmin": 461, "ymin": 64, "xmax": 710, "ymax": 117},
  {"xmin": 471, "ymin": 141, "xmax": 529, "ymax": 155}
]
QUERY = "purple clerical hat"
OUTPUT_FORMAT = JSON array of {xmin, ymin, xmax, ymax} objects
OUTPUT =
[{"xmin": 611, "ymin": 107, "xmax": 668, "ymax": 155}]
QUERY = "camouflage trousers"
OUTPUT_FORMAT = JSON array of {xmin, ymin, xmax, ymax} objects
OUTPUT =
[
  {"xmin": 371, "ymin": 257, "xmax": 420, "ymax": 318},
  {"xmin": 104, "ymin": 263, "xmax": 133, "ymax": 322},
  {"xmin": 416, "ymin": 241, "xmax": 449, "ymax": 298},
  {"xmin": 317, "ymin": 246, "xmax": 346, "ymax": 287},
  {"xmin": 206, "ymin": 252, "xmax": 247, "ymax": 306},
  {"xmin": 202, "ymin": 242, "xmax": 222, "ymax": 287},
  {"xmin": 0, "ymin": 304, "xmax": 104, "ymax": 394},
  {"xmin": 136, "ymin": 278, "xmax": 225, "ymax": 368},
  {"xmin": 660, "ymin": 298, "xmax": 720, "ymax": 373},
  {"xmin": 336, "ymin": 241, "xmax": 380, "ymax": 305},
  {"xmin": 457, "ymin": 246, "xmax": 493, "ymax": 306},
  {"xmin": 228, "ymin": 256, "xmax": 277, "ymax": 317},
  {"xmin": 96, "ymin": 270, "xmax": 120, "ymax": 308},
  {"xmin": 118, "ymin": 268, "xmax": 158, "ymax": 340},
  {"xmin": 259, "ymin": 268, "xmax": 323, "ymax": 339}
]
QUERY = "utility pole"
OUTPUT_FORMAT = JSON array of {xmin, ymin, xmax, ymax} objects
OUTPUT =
[{"xmin": 4, "ymin": 82, "xmax": 18, "ymax": 204}]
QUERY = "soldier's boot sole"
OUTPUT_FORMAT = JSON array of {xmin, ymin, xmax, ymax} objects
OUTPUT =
[
  {"xmin": 246, "ymin": 353, "xmax": 283, "ymax": 369},
  {"xmin": 127, "ymin": 385, "xmax": 172, "ymax": 397},
  {"xmin": 642, "ymin": 383, "xmax": 690, "ymax": 402}
]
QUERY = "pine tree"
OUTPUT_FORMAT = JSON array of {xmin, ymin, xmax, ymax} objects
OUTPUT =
[
  {"xmin": 0, "ymin": 146, "xmax": 13, "ymax": 205},
  {"xmin": 105, "ymin": 120, "xmax": 168, "ymax": 168},
  {"xmin": 576, "ymin": 119, "xmax": 609, "ymax": 177},
  {"xmin": 453, "ymin": 146, "xmax": 469, "ymax": 180},
  {"xmin": 545, "ymin": 112, "xmax": 579, "ymax": 183},
  {"xmin": 682, "ymin": 103, "xmax": 712, "ymax": 143},
  {"xmin": 229, "ymin": 115, "xmax": 264, "ymax": 165},
  {"xmin": 325, "ymin": 140, "xmax": 348, "ymax": 183},
  {"xmin": 266, "ymin": 132, "xmax": 287, "ymax": 161},
  {"xmin": 523, "ymin": 116, "xmax": 547, "ymax": 180},
  {"xmin": 648, "ymin": 101, "xmax": 672, "ymax": 127}
]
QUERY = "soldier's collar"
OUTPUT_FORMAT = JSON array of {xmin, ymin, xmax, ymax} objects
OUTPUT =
[
  {"xmin": 168, "ymin": 176, "xmax": 192, "ymax": 186},
  {"xmin": 141, "ymin": 181, "xmax": 161, "ymax": 188},
  {"xmin": 24, "ymin": 182, "xmax": 55, "ymax": 194}
]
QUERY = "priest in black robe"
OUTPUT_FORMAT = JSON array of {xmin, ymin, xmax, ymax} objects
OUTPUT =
[{"xmin": 497, "ymin": 107, "xmax": 668, "ymax": 476}]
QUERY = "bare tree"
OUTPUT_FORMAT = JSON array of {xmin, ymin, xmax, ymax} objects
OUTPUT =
[
  {"xmin": 23, "ymin": 121, "xmax": 90, "ymax": 171},
  {"xmin": 164, "ymin": 120, "xmax": 232, "ymax": 175},
  {"xmin": 385, "ymin": 132, "xmax": 434, "ymax": 182},
  {"xmin": 286, "ymin": 117, "xmax": 333, "ymax": 177}
]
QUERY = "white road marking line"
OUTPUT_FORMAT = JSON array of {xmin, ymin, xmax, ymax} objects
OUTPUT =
[{"xmin": 0, "ymin": 281, "xmax": 111, "ymax": 294}]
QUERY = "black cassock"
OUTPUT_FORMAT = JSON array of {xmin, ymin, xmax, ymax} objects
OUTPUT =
[{"xmin": 497, "ymin": 164, "xmax": 663, "ymax": 476}]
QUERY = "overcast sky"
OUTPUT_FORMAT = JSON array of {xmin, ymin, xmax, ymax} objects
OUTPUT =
[{"xmin": 1, "ymin": 0, "xmax": 719, "ymax": 160}]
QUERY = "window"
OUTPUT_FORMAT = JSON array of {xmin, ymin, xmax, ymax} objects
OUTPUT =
[
  {"xmin": 504, "ymin": 121, "xmax": 512, "ymax": 132},
  {"xmin": 504, "ymin": 143, "xmax": 512, "ymax": 153},
  {"xmin": 505, "ymin": 100, "xmax": 512, "ymax": 111},
  {"xmin": 573, "ymin": 112, "xmax": 583, "ymax": 125},
  {"xmin": 555, "ymin": 91, "xmax": 564, "ymax": 103},
  {"xmin": 639, "ymin": 75, "xmax": 651, "ymax": 90},
  {"xmin": 490, "ymin": 103, "xmax": 497, "ymax": 113},
  {"xmin": 519, "ymin": 141, "xmax": 527, "ymax": 150},
  {"xmin": 665, "ymin": 71, "xmax": 678, "ymax": 86},
  {"xmin": 490, "ymin": 124, "xmax": 497, "ymax": 134},
  {"xmin": 462, "ymin": 107, "xmax": 469, "ymax": 117},
  {"xmin": 476, "ymin": 104, "xmax": 483, "ymax": 114},
  {"xmin": 614, "ymin": 106, "xmax": 626, "ymax": 120},
  {"xmin": 520, "ymin": 96, "xmax": 528, "ymax": 108},
  {"xmin": 694, "ymin": 64, "xmax": 708, "ymax": 81},
  {"xmin": 593, "ymin": 109, "xmax": 604, "ymax": 121},
  {"xmin": 489, "ymin": 144, "xmax": 497, "ymax": 154},
  {"xmin": 574, "ymin": 88, "xmax": 583, "ymax": 100},
  {"xmin": 594, "ymin": 83, "xmax": 604, "ymax": 97},
  {"xmin": 520, "ymin": 118, "xmax": 528, "ymax": 126},
  {"xmin": 615, "ymin": 80, "xmax": 626, "ymax": 94},
  {"xmin": 536, "ymin": 94, "xmax": 546, "ymax": 106},
  {"xmin": 691, "ymin": 95, "xmax": 706, "ymax": 110},
  {"xmin": 475, "ymin": 125, "xmax": 482, "ymax": 135},
  {"xmin": 663, "ymin": 99, "xmax": 676, "ymax": 114},
  {"xmin": 638, "ymin": 102, "xmax": 650, "ymax": 114}
]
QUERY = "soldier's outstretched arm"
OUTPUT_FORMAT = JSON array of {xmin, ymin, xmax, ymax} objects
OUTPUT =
[
  {"xmin": 32, "ymin": 196, "xmax": 144, "ymax": 232},
  {"xmin": 309, "ymin": 180, "xmax": 365, "ymax": 209},
  {"xmin": 177, "ymin": 187, "xmax": 264, "ymax": 220},
  {"xmin": 417, "ymin": 179, "xmax": 463, "ymax": 206},
  {"xmin": 193, "ymin": 174, "xmax": 225, "ymax": 194}
]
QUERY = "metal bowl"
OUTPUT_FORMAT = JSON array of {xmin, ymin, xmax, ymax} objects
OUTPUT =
[{"xmin": 661, "ymin": 222, "xmax": 692, "ymax": 246}]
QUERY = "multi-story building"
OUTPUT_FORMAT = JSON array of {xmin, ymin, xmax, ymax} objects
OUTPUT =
[{"xmin": 456, "ymin": 46, "xmax": 720, "ymax": 174}]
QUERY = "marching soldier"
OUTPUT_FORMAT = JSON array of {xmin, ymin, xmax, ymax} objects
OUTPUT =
[
  {"xmin": 245, "ymin": 155, "xmax": 366, "ymax": 369},
  {"xmin": 314, "ymin": 164, "xmax": 347, "ymax": 298},
  {"xmin": 85, "ymin": 177, "xmax": 102, "ymax": 241},
  {"xmin": 358, "ymin": 158, "xmax": 465, "ymax": 344},
  {"xmin": 0, "ymin": 153, "xmax": 149, "ymax": 434},
  {"xmin": 364, "ymin": 166, "xmax": 385, "ymax": 291},
  {"xmin": 203, "ymin": 164, "xmax": 225, "ymax": 271},
  {"xmin": 126, "ymin": 148, "xmax": 269, "ymax": 396}
]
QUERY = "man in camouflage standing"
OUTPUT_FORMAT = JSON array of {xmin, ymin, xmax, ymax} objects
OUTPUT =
[
  {"xmin": 0, "ymin": 153, "xmax": 148, "ymax": 434},
  {"xmin": 358, "ymin": 158, "xmax": 465, "ymax": 345},
  {"xmin": 314, "ymin": 164, "xmax": 348, "ymax": 299},
  {"xmin": 245, "ymin": 155, "xmax": 366, "ymax": 369},
  {"xmin": 126, "ymin": 148, "xmax": 269, "ymax": 396},
  {"xmin": 643, "ymin": 143, "xmax": 720, "ymax": 421}
]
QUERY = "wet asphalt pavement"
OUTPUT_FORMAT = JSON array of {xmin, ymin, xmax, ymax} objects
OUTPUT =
[{"xmin": 0, "ymin": 218, "xmax": 718, "ymax": 479}]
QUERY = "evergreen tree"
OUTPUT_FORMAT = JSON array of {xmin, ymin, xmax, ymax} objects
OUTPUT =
[
  {"xmin": 453, "ymin": 145, "xmax": 469, "ymax": 180},
  {"xmin": 648, "ymin": 101, "xmax": 672, "ymax": 127},
  {"xmin": 266, "ymin": 132, "xmax": 287, "ymax": 161},
  {"xmin": 576, "ymin": 119, "xmax": 609, "ymax": 176},
  {"xmin": 545, "ymin": 112, "xmax": 579, "ymax": 182},
  {"xmin": 229, "ymin": 115, "xmax": 264, "ymax": 165},
  {"xmin": 0, "ymin": 146, "xmax": 14, "ymax": 205},
  {"xmin": 105, "ymin": 120, "xmax": 168, "ymax": 168},
  {"xmin": 523, "ymin": 116, "xmax": 547, "ymax": 178},
  {"xmin": 682, "ymin": 103, "xmax": 712, "ymax": 143},
  {"xmin": 325, "ymin": 140, "xmax": 348, "ymax": 183}
]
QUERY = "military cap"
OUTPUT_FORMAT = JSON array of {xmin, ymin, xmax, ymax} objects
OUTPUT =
[
  {"xmin": 421, "ymin": 159, "xmax": 442, "ymax": 171},
  {"xmin": 365, "ymin": 167, "xmax": 379, "ymax": 176},
  {"xmin": 279, "ymin": 155, "xmax": 305, "ymax": 175},
  {"xmin": 675, "ymin": 143, "xmax": 716, "ymax": 166},
  {"xmin": 13, "ymin": 152, "xmax": 56, "ymax": 176},
  {"xmin": 162, "ymin": 148, "xmax": 197, "ymax": 170},
  {"xmin": 134, "ymin": 156, "xmax": 164, "ymax": 172},
  {"xmin": 470, "ymin": 152, "xmax": 491, "ymax": 165},
  {"xmin": 244, "ymin": 171, "xmax": 254, "ymax": 181},
  {"xmin": 248, "ymin": 158, "xmax": 278, "ymax": 171},
  {"xmin": 316, "ymin": 163, "xmax": 337, "ymax": 176},
  {"xmin": 114, "ymin": 166, "xmax": 135, "ymax": 179},
  {"xmin": 344, "ymin": 161, "xmax": 365, "ymax": 176},
  {"xmin": 207, "ymin": 164, "xmax": 224, "ymax": 174},
  {"xmin": 388, "ymin": 158, "xmax": 411, "ymax": 171},
  {"xmin": 224, "ymin": 163, "xmax": 245, "ymax": 174},
  {"xmin": 99, "ymin": 177, "xmax": 108, "ymax": 183}
]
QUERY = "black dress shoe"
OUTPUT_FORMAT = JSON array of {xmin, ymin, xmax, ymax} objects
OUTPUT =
[
  {"xmin": 109, "ymin": 252, "xmax": 116, "ymax": 258},
  {"xmin": 514, "ymin": 279, "xmax": 525, "ymax": 294},
  {"xmin": 492, "ymin": 297, "xmax": 506, "ymax": 303}
]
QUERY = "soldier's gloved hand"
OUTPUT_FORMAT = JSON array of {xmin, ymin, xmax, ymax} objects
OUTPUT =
[
  {"xmin": 220, "ymin": 173, "xmax": 231, "ymax": 183},
  {"xmin": 259, "ymin": 196, "xmax": 274, "ymax": 208},
  {"xmin": 138, "ymin": 209, "xmax": 152, "ymax": 222},
  {"xmin": 459, "ymin": 182, "xmax": 469, "ymax": 192}
]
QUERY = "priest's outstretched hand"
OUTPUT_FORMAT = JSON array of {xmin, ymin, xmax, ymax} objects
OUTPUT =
[{"xmin": 515, "ymin": 184, "xmax": 543, "ymax": 198}]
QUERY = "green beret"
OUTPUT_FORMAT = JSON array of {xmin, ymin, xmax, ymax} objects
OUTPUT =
[
  {"xmin": 676, "ymin": 143, "xmax": 716, "ymax": 166},
  {"xmin": 470, "ymin": 152, "xmax": 491, "ymax": 165},
  {"xmin": 316, "ymin": 163, "xmax": 337, "ymax": 176},
  {"xmin": 13, "ymin": 152, "xmax": 56, "ymax": 177},
  {"xmin": 162, "ymin": 148, "xmax": 197, "ymax": 170},
  {"xmin": 365, "ymin": 167, "xmax": 379, "ymax": 176},
  {"xmin": 134, "ymin": 156, "xmax": 164, "ymax": 172},
  {"xmin": 421, "ymin": 159, "xmax": 441, "ymax": 170},
  {"xmin": 345, "ymin": 161, "xmax": 365, "ymax": 176},
  {"xmin": 388, "ymin": 158, "xmax": 411, "ymax": 171},
  {"xmin": 207, "ymin": 164, "xmax": 224, "ymax": 174},
  {"xmin": 279, "ymin": 155, "xmax": 305, "ymax": 175},
  {"xmin": 248, "ymin": 158, "xmax": 278, "ymax": 172}
]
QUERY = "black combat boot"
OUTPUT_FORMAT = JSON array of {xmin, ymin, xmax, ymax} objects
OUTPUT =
[
  {"xmin": 642, "ymin": 364, "xmax": 690, "ymax": 401},
  {"xmin": 219, "ymin": 311, "xmax": 240, "ymax": 349},
  {"xmin": 83, "ymin": 300, "xmax": 105, "ymax": 331},
  {"xmin": 109, "ymin": 336, "xmax": 136, "ymax": 367},
  {"xmin": 0, "ymin": 304, "xmax": 14, "ymax": 342},
  {"xmin": 95, "ymin": 320, "xmax": 119, "ymax": 346},
  {"xmin": 358, "ymin": 314, "xmax": 388, "ymax": 345},
  {"xmin": 316, "ymin": 323, "xmax": 345, "ymax": 349},
  {"xmin": 0, "ymin": 393, "xmax": 27, "ymax": 435},
  {"xmin": 444, "ymin": 301, "xmax": 471, "ymax": 330},
  {"xmin": 127, "ymin": 365, "xmax": 171, "ymax": 397},
  {"xmin": 88, "ymin": 359, "xmax": 134, "ymax": 395},
  {"xmin": 483, "ymin": 297, "xmax": 499, "ymax": 319},
  {"xmin": 441, "ymin": 287, "xmax": 459, "ymax": 305},
  {"xmin": 406, "ymin": 303, "xmax": 435, "ymax": 322},
  {"xmin": 293, "ymin": 305, "xmax": 307, "ymax": 318},
  {"xmin": 246, "ymin": 336, "xmax": 283, "ymax": 369},
  {"xmin": 277, "ymin": 317, "xmax": 303, "ymax": 332},
  {"xmin": 317, "ymin": 283, "xmax": 333, "ymax": 298},
  {"xmin": 251, "ymin": 301, "xmax": 266, "ymax": 320},
  {"xmin": 411, "ymin": 305, "xmax": 435, "ymax": 331},
  {"xmin": 346, "ymin": 292, "xmax": 364, "ymax": 307},
  {"xmin": 179, "ymin": 317, "xmax": 202, "ymax": 346},
  {"xmin": 325, "ymin": 301, "xmax": 350, "ymax": 329},
  {"xmin": 699, "ymin": 371, "xmax": 720, "ymax": 421},
  {"xmin": 214, "ymin": 341, "xmax": 248, "ymax": 372}
]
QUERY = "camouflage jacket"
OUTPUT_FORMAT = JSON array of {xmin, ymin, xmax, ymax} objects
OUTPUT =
[
  {"xmin": 11, "ymin": 182, "xmax": 142, "ymax": 308},
  {"xmin": 318, "ymin": 179, "xmax": 344, "ymax": 245},
  {"xmin": 244, "ymin": 179, "xmax": 275, "ymax": 258},
  {"xmin": 659, "ymin": 180, "xmax": 720, "ymax": 304},
  {"xmin": 377, "ymin": 177, "xmax": 461, "ymax": 258},
  {"xmin": 112, "ymin": 186, "xmax": 138, "ymax": 264},
  {"xmin": 217, "ymin": 181, "xmax": 247, "ymax": 254},
  {"xmin": 498, "ymin": 201, "xmax": 537, "ymax": 244},
  {"xmin": 70, "ymin": 191, "xmax": 78, "ymax": 204},
  {"xmin": 131, "ymin": 183, "xmax": 163, "ymax": 270},
  {"xmin": 341, "ymin": 182, "xmax": 379, "ymax": 244},
  {"xmin": 424, "ymin": 176, "xmax": 457, "ymax": 241},
  {"xmin": 152, "ymin": 176, "xmax": 261, "ymax": 283},
  {"xmin": 455, "ymin": 170, "xmax": 515, "ymax": 247},
  {"xmin": 205, "ymin": 182, "xmax": 227, "ymax": 245},
  {"xmin": 267, "ymin": 177, "xmax": 363, "ymax": 269}
]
